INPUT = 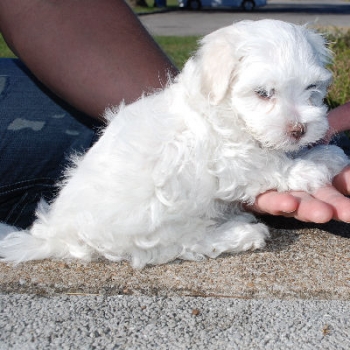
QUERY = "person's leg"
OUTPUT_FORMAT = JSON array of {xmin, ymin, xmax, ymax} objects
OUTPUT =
[{"xmin": 0, "ymin": 58, "xmax": 100, "ymax": 228}]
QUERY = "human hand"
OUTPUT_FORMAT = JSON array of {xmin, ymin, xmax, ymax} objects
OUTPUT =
[
  {"xmin": 249, "ymin": 166, "xmax": 350, "ymax": 223},
  {"xmin": 249, "ymin": 102, "xmax": 350, "ymax": 223}
]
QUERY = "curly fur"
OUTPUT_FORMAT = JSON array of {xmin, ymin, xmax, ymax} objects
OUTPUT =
[{"xmin": 0, "ymin": 19, "xmax": 348, "ymax": 268}]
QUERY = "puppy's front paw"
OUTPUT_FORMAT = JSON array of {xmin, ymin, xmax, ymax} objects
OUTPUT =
[
  {"xmin": 300, "ymin": 145, "xmax": 349, "ymax": 176},
  {"xmin": 287, "ymin": 161, "xmax": 329, "ymax": 192},
  {"xmin": 288, "ymin": 145, "xmax": 349, "ymax": 193}
]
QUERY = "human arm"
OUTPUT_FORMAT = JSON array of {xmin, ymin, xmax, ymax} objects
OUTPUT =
[
  {"xmin": 328, "ymin": 101, "xmax": 350, "ymax": 134},
  {"xmin": 0, "ymin": 0, "xmax": 178, "ymax": 122}
]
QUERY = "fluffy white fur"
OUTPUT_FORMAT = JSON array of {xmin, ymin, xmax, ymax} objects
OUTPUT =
[{"xmin": 0, "ymin": 19, "xmax": 348, "ymax": 268}]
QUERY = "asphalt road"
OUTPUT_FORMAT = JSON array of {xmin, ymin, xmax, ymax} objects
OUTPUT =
[
  {"xmin": 1, "ymin": 294, "xmax": 350, "ymax": 349},
  {"xmin": 140, "ymin": 0, "xmax": 350, "ymax": 36},
  {"xmin": 1, "ymin": 1, "xmax": 350, "ymax": 349}
]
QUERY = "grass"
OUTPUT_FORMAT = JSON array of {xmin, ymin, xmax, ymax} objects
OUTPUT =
[
  {"xmin": 0, "ymin": 33, "xmax": 16, "ymax": 58},
  {"xmin": 155, "ymin": 35, "xmax": 199, "ymax": 68},
  {"xmin": 326, "ymin": 30, "xmax": 350, "ymax": 108},
  {"xmin": 0, "ymin": 27, "xmax": 349, "ymax": 107}
]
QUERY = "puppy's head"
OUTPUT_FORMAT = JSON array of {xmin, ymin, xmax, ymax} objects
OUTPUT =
[{"xmin": 193, "ymin": 19, "xmax": 332, "ymax": 152}]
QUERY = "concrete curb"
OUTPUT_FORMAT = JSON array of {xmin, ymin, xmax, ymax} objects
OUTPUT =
[{"xmin": 1, "ymin": 218, "xmax": 349, "ymax": 300}]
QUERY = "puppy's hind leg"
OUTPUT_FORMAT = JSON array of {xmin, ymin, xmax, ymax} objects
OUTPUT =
[{"xmin": 192, "ymin": 213, "xmax": 270, "ymax": 259}]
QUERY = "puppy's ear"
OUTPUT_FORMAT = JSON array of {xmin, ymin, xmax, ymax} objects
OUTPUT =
[
  {"xmin": 303, "ymin": 26, "xmax": 333, "ymax": 66},
  {"xmin": 195, "ymin": 26, "xmax": 240, "ymax": 105}
]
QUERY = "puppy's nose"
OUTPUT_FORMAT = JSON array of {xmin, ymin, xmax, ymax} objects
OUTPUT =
[{"xmin": 287, "ymin": 122, "xmax": 306, "ymax": 140}]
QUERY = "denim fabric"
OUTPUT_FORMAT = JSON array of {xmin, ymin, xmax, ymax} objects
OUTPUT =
[
  {"xmin": 332, "ymin": 133, "xmax": 350, "ymax": 157},
  {"xmin": 0, "ymin": 59, "xmax": 100, "ymax": 228}
]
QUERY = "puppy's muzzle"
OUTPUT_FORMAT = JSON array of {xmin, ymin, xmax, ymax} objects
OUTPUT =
[{"xmin": 287, "ymin": 122, "xmax": 306, "ymax": 140}]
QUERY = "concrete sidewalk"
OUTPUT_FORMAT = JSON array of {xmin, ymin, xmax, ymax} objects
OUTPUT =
[{"xmin": 1, "ymin": 217, "xmax": 349, "ymax": 300}]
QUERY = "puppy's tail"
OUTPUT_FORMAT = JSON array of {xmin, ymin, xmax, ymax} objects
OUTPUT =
[
  {"xmin": 0, "ymin": 225, "xmax": 69, "ymax": 264},
  {"xmin": 0, "ymin": 200, "xmax": 94, "ymax": 264}
]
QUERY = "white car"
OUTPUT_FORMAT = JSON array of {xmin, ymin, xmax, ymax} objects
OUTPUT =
[{"xmin": 178, "ymin": 0, "xmax": 267, "ymax": 11}]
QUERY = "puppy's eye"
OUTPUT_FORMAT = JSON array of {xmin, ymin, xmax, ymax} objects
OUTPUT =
[
  {"xmin": 306, "ymin": 84, "xmax": 317, "ymax": 90},
  {"xmin": 255, "ymin": 88, "xmax": 275, "ymax": 100}
]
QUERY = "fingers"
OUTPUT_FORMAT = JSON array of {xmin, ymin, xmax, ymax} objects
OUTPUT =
[
  {"xmin": 288, "ymin": 191, "xmax": 334, "ymax": 223},
  {"xmin": 249, "ymin": 191, "xmax": 299, "ymax": 216},
  {"xmin": 313, "ymin": 185, "xmax": 350, "ymax": 223},
  {"xmin": 251, "ymin": 190, "xmax": 334, "ymax": 223},
  {"xmin": 249, "ymin": 165, "xmax": 350, "ymax": 224},
  {"xmin": 333, "ymin": 166, "xmax": 350, "ymax": 195}
]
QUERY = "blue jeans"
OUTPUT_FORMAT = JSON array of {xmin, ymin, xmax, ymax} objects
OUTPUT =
[{"xmin": 0, "ymin": 59, "xmax": 99, "ymax": 228}]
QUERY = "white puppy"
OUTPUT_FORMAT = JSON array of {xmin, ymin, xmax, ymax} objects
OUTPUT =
[{"xmin": 0, "ymin": 19, "xmax": 348, "ymax": 268}]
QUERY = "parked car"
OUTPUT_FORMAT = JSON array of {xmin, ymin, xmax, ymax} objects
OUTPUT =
[{"xmin": 178, "ymin": 0, "xmax": 267, "ymax": 11}]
